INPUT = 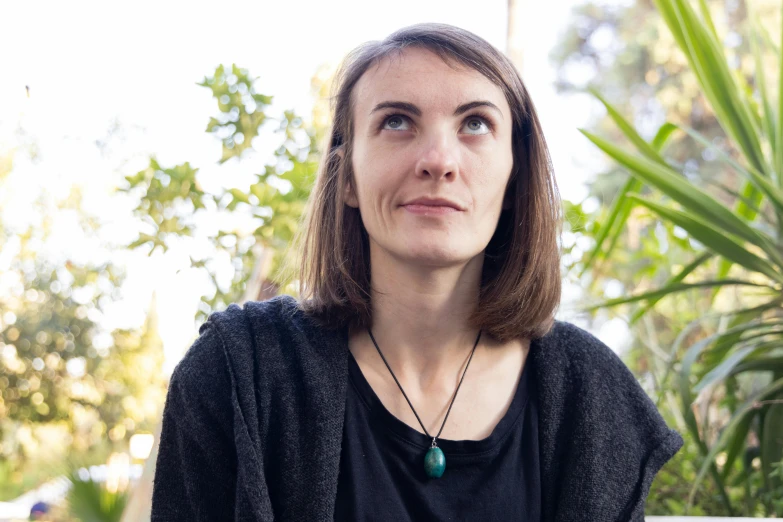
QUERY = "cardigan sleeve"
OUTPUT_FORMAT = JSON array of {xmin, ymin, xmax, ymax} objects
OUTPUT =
[
  {"xmin": 582, "ymin": 327, "xmax": 684, "ymax": 522},
  {"xmin": 533, "ymin": 321, "xmax": 684, "ymax": 522},
  {"xmin": 151, "ymin": 323, "xmax": 238, "ymax": 521}
]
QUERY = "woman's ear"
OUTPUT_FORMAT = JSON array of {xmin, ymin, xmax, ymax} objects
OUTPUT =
[{"xmin": 344, "ymin": 180, "xmax": 359, "ymax": 208}]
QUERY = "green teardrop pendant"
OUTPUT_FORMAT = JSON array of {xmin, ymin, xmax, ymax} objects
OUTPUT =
[{"xmin": 424, "ymin": 446, "xmax": 446, "ymax": 478}]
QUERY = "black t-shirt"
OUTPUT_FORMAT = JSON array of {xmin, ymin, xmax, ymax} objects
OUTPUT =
[{"xmin": 333, "ymin": 349, "xmax": 541, "ymax": 521}]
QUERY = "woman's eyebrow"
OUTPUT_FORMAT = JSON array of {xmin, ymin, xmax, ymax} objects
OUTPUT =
[
  {"xmin": 370, "ymin": 101, "xmax": 421, "ymax": 116},
  {"xmin": 370, "ymin": 100, "xmax": 503, "ymax": 119},
  {"xmin": 454, "ymin": 101, "xmax": 503, "ymax": 119}
]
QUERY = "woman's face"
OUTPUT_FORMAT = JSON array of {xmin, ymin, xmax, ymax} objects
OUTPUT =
[{"xmin": 346, "ymin": 47, "xmax": 514, "ymax": 269}]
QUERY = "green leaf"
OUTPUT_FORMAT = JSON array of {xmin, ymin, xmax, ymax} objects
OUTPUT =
[
  {"xmin": 580, "ymin": 130, "xmax": 778, "ymax": 262},
  {"xmin": 582, "ymin": 278, "xmax": 765, "ymax": 311},
  {"xmin": 629, "ymin": 197, "xmax": 783, "ymax": 284},
  {"xmin": 778, "ymin": 0, "xmax": 783, "ymax": 189},
  {"xmin": 696, "ymin": 0, "xmax": 718, "ymax": 40},
  {"xmin": 672, "ymin": 320, "xmax": 783, "ymax": 466},
  {"xmin": 67, "ymin": 472, "xmax": 128, "ymax": 522},
  {"xmin": 678, "ymin": 324, "xmax": 714, "ymax": 479},
  {"xmin": 577, "ymin": 114, "xmax": 679, "ymax": 276},
  {"xmin": 128, "ymin": 233, "xmax": 156, "ymax": 251},
  {"xmin": 579, "ymin": 176, "xmax": 641, "ymax": 275},
  {"xmin": 655, "ymin": 0, "xmax": 766, "ymax": 175},
  {"xmin": 761, "ymin": 402, "xmax": 783, "ymax": 492},
  {"xmin": 655, "ymin": 297, "xmax": 781, "ymax": 403},
  {"xmin": 732, "ymin": 356, "xmax": 783, "ymax": 376},
  {"xmin": 688, "ymin": 377, "xmax": 783, "ymax": 508},
  {"xmin": 694, "ymin": 345, "xmax": 762, "ymax": 393},
  {"xmin": 700, "ymin": 320, "xmax": 783, "ymax": 366},
  {"xmin": 629, "ymin": 251, "xmax": 713, "ymax": 323},
  {"xmin": 679, "ymin": 125, "xmax": 783, "ymax": 216},
  {"xmin": 748, "ymin": 10, "xmax": 777, "ymax": 158},
  {"xmin": 755, "ymin": 13, "xmax": 780, "ymax": 59},
  {"xmin": 589, "ymin": 88, "xmax": 667, "ymax": 164},
  {"xmin": 714, "ymin": 257, "xmax": 734, "ymax": 304},
  {"xmin": 720, "ymin": 409, "xmax": 756, "ymax": 481},
  {"xmin": 651, "ymin": 122, "xmax": 678, "ymax": 151}
]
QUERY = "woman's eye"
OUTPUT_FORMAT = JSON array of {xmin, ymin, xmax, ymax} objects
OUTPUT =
[
  {"xmin": 462, "ymin": 117, "xmax": 490, "ymax": 135},
  {"xmin": 382, "ymin": 115, "xmax": 410, "ymax": 131},
  {"xmin": 380, "ymin": 114, "xmax": 490, "ymax": 134}
]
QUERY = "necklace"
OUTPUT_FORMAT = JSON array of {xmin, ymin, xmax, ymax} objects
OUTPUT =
[{"xmin": 366, "ymin": 328, "xmax": 482, "ymax": 479}]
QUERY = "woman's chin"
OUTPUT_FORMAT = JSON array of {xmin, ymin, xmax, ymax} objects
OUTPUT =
[{"xmin": 397, "ymin": 245, "xmax": 471, "ymax": 267}]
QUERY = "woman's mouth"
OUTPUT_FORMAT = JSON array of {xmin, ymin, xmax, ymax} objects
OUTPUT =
[{"xmin": 402, "ymin": 204, "xmax": 460, "ymax": 215}]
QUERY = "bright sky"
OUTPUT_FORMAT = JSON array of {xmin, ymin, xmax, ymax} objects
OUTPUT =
[{"xmin": 0, "ymin": 0, "xmax": 630, "ymax": 373}]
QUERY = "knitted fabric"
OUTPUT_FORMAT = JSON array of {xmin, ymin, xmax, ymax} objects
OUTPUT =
[{"xmin": 151, "ymin": 295, "xmax": 682, "ymax": 521}]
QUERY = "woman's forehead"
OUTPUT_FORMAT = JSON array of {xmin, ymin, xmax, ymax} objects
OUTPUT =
[{"xmin": 352, "ymin": 48, "xmax": 509, "ymax": 116}]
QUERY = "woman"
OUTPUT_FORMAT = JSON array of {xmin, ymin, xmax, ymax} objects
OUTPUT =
[{"xmin": 151, "ymin": 23, "xmax": 683, "ymax": 522}]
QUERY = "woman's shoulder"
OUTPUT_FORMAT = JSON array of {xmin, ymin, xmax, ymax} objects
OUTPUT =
[
  {"xmin": 531, "ymin": 319, "xmax": 635, "ymax": 381},
  {"xmin": 532, "ymin": 318, "xmax": 682, "ymax": 449},
  {"xmin": 174, "ymin": 295, "xmax": 297, "ymax": 372},
  {"xmin": 205, "ymin": 293, "xmax": 306, "ymax": 339},
  {"xmin": 172, "ymin": 295, "xmax": 345, "ymax": 392},
  {"xmin": 531, "ymin": 318, "xmax": 680, "ymax": 440},
  {"xmin": 190, "ymin": 294, "xmax": 332, "ymax": 352}
]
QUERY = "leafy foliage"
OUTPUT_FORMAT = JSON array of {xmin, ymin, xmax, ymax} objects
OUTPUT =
[
  {"xmin": 0, "ymin": 168, "xmax": 166, "ymax": 500},
  {"xmin": 121, "ymin": 64, "xmax": 320, "ymax": 322},
  {"xmin": 67, "ymin": 470, "xmax": 129, "ymax": 522},
  {"xmin": 577, "ymin": 0, "xmax": 783, "ymax": 515}
]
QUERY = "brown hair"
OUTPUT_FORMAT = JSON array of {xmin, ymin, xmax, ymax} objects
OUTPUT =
[{"xmin": 293, "ymin": 22, "xmax": 562, "ymax": 341}]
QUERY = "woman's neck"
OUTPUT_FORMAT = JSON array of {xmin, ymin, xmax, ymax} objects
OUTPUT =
[{"xmin": 355, "ymin": 246, "xmax": 487, "ymax": 391}]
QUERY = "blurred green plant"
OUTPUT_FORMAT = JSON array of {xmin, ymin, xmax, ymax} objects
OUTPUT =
[
  {"xmin": 66, "ymin": 470, "xmax": 128, "ymax": 522},
  {"xmin": 120, "ymin": 64, "xmax": 320, "ymax": 322},
  {"xmin": 0, "ymin": 177, "xmax": 166, "ymax": 500},
  {"xmin": 551, "ymin": 0, "xmax": 782, "ymax": 210},
  {"xmin": 579, "ymin": 0, "xmax": 783, "ymax": 516}
]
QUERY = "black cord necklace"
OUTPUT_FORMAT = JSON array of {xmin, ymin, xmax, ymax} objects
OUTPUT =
[{"xmin": 366, "ymin": 327, "xmax": 482, "ymax": 479}]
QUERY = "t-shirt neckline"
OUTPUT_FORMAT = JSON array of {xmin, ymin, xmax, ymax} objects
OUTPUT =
[{"xmin": 346, "ymin": 346, "xmax": 531, "ymax": 455}]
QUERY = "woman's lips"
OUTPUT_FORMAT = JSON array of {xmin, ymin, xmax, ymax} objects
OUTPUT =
[{"xmin": 402, "ymin": 204, "xmax": 460, "ymax": 215}]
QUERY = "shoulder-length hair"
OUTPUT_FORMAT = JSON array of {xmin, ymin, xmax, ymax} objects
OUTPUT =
[{"xmin": 293, "ymin": 22, "xmax": 562, "ymax": 341}]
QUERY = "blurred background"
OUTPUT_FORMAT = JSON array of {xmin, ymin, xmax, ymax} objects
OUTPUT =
[{"xmin": 2, "ymin": 0, "xmax": 782, "ymax": 519}]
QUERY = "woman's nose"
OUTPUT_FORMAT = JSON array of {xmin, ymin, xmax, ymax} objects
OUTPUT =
[{"xmin": 414, "ymin": 129, "xmax": 459, "ymax": 181}]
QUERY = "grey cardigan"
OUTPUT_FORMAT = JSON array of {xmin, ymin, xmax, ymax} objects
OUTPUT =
[{"xmin": 151, "ymin": 295, "xmax": 683, "ymax": 522}]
